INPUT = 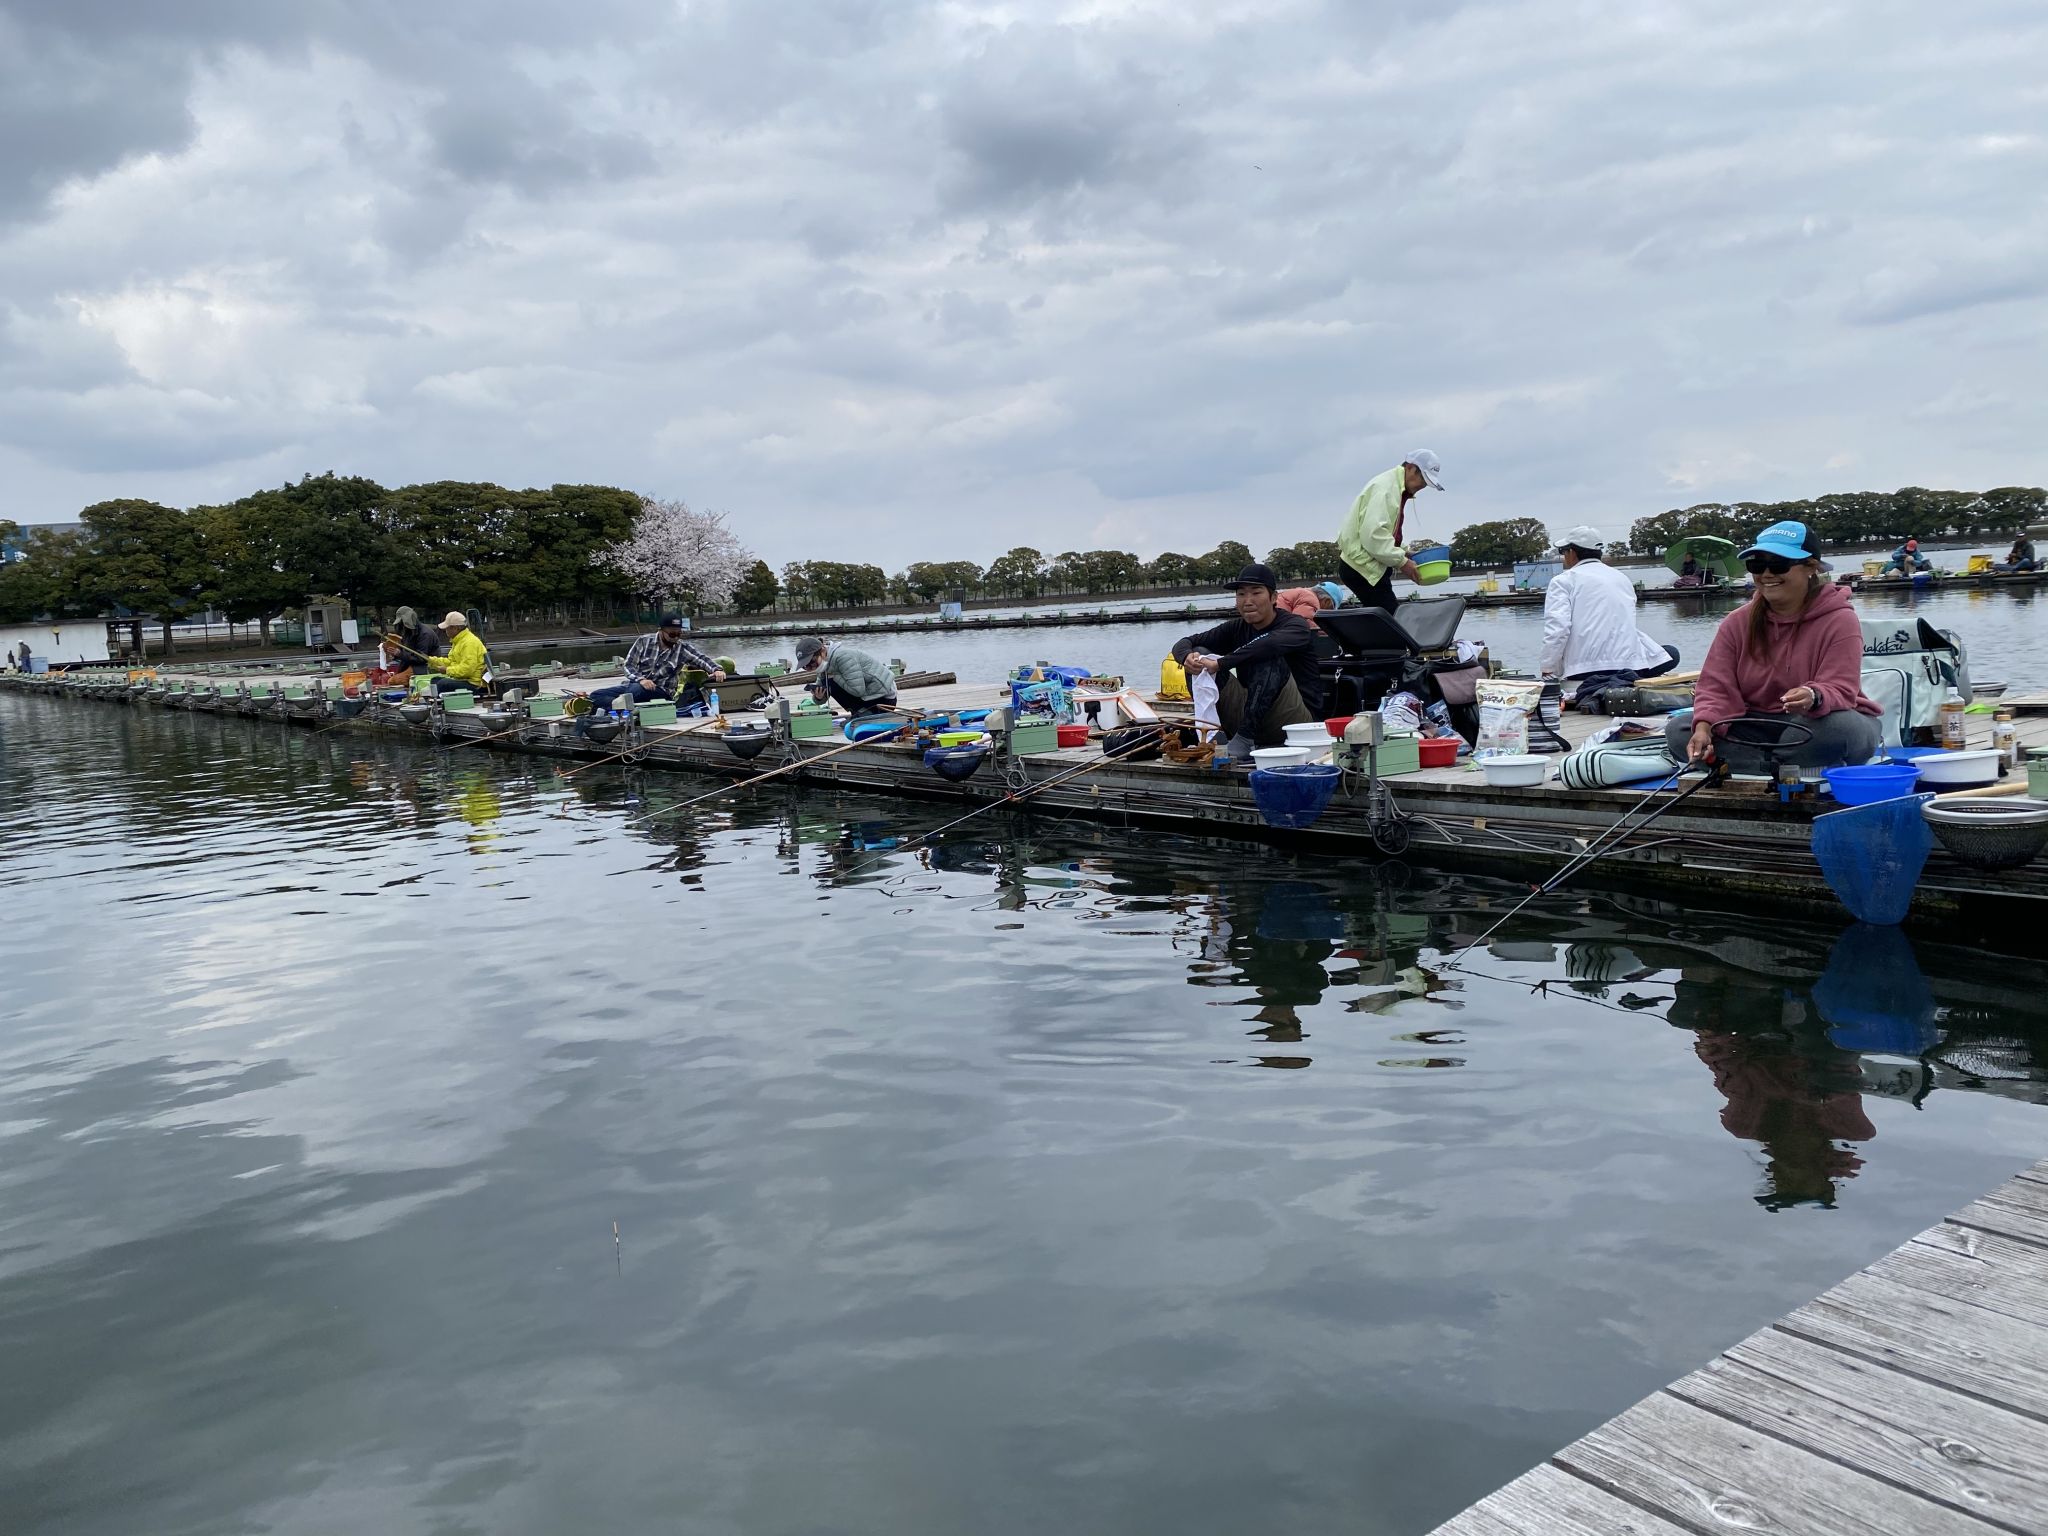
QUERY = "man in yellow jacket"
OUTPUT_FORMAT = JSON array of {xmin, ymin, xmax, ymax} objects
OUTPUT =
[
  {"xmin": 423, "ymin": 610, "xmax": 490, "ymax": 694},
  {"xmin": 1336, "ymin": 450, "xmax": 1444, "ymax": 614}
]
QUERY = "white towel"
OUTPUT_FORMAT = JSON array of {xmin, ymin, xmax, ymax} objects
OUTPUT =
[{"xmin": 1191, "ymin": 671, "xmax": 1220, "ymax": 741}]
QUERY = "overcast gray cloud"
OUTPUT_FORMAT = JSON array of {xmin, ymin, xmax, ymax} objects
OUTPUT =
[{"xmin": 1, "ymin": 0, "xmax": 2042, "ymax": 565}]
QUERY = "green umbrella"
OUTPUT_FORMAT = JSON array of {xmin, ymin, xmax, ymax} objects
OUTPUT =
[{"xmin": 1664, "ymin": 535, "xmax": 1743, "ymax": 582}]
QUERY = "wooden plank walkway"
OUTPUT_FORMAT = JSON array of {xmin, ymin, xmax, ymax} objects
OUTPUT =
[{"xmin": 1430, "ymin": 1159, "xmax": 2048, "ymax": 1535}]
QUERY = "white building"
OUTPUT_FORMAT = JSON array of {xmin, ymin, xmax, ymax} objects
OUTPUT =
[{"xmin": 0, "ymin": 620, "xmax": 112, "ymax": 667}]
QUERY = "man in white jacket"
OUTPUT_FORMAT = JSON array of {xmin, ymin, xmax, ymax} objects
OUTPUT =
[{"xmin": 1539, "ymin": 526, "xmax": 1679, "ymax": 710}]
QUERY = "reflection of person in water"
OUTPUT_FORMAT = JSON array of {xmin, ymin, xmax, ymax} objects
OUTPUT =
[
  {"xmin": 1691, "ymin": 1031, "xmax": 1875, "ymax": 1209},
  {"xmin": 1670, "ymin": 961, "xmax": 1878, "ymax": 1209},
  {"xmin": 1193, "ymin": 881, "xmax": 1346, "ymax": 1066}
]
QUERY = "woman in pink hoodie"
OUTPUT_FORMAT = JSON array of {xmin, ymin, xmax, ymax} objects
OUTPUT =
[{"xmin": 1668, "ymin": 520, "xmax": 1881, "ymax": 773}]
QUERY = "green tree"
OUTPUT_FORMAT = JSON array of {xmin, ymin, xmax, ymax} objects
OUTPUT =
[
  {"xmin": 902, "ymin": 559, "xmax": 983, "ymax": 601},
  {"xmin": 1196, "ymin": 540, "xmax": 1254, "ymax": 581},
  {"xmin": 1448, "ymin": 518, "xmax": 1549, "ymax": 567},
  {"xmin": 984, "ymin": 546, "xmax": 1046, "ymax": 597},
  {"xmin": 1265, "ymin": 540, "xmax": 1340, "ymax": 582},
  {"xmin": 76, "ymin": 499, "xmax": 208, "ymax": 652},
  {"xmin": 734, "ymin": 559, "xmax": 779, "ymax": 613},
  {"xmin": 191, "ymin": 496, "xmax": 300, "ymax": 644},
  {"xmin": 1146, "ymin": 551, "xmax": 1199, "ymax": 586}
]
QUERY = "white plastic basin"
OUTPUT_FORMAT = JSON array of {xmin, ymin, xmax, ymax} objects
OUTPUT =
[{"xmin": 1479, "ymin": 753, "xmax": 1550, "ymax": 787}]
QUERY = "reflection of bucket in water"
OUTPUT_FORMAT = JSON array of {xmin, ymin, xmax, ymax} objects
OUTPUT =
[
  {"xmin": 1813, "ymin": 923, "xmax": 1939, "ymax": 1055},
  {"xmin": 1254, "ymin": 882, "xmax": 1348, "ymax": 943}
]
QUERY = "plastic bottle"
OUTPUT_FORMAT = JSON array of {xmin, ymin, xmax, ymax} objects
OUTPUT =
[
  {"xmin": 1992, "ymin": 708, "xmax": 2017, "ymax": 771},
  {"xmin": 706, "ymin": 688, "xmax": 721, "ymax": 718},
  {"xmin": 1938, "ymin": 688, "xmax": 1967, "ymax": 750}
]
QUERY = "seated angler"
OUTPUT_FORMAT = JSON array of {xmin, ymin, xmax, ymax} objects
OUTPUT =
[
  {"xmin": 1539, "ymin": 525, "xmax": 1679, "ymax": 711},
  {"xmin": 1878, "ymin": 536, "xmax": 1931, "ymax": 577},
  {"xmin": 1995, "ymin": 535, "xmax": 2036, "ymax": 574},
  {"xmin": 1276, "ymin": 582, "xmax": 1347, "ymax": 623},
  {"xmin": 1171, "ymin": 562, "xmax": 1324, "ymax": 765},
  {"xmin": 795, "ymin": 636, "xmax": 898, "ymax": 718},
  {"xmin": 584, "ymin": 615, "xmax": 726, "ymax": 728},
  {"xmin": 1668, "ymin": 521, "xmax": 1881, "ymax": 773},
  {"xmin": 420, "ymin": 611, "xmax": 491, "ymax": 695}
]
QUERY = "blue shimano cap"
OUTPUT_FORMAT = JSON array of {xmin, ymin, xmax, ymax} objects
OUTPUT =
[{"xmin": 1739, "ymin": 520, "xmax": 1818, "ymax": 562}]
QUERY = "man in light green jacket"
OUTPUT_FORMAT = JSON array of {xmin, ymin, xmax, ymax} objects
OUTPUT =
[{"xmin": 1336, "ymin": 449, "xmax": 1444, "ymax": 614}]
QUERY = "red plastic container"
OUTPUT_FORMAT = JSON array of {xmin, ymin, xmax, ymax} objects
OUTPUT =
[
  {"xmin": 1417, "ymin": 735, "xmax": 1459, "ymax": 768},
  {"xmin": 1324, "ymin": 715, "xmax": 1355, "ymax": 739},
  {"xmin": 1056, "ymin": 723, "xmax": 1090, "ymax": 748}
]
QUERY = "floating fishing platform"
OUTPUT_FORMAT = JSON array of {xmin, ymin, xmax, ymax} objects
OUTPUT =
[
  {"xmin": 9, "ymin": 668, "xmax": 2048, "ymax": 936},
  {"xmin": 1430, "ymin": 1155, "xmax": 2048, "ymax": 1536}
]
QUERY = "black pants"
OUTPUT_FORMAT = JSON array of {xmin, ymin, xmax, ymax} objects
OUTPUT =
[
  {"xmin": 1566, "ymin": 645, "xmax": 1680, "ymax": 709},
  {"xmin": 431, "ymin": 675, "xmax": 486, "ymax": 695},
  {"xmin": 1217, "ymin": 663, "xmax": 1314, "ymax": 746},
  {"xmin": 826, "ymin": 680, "xmax": 896, "ymax": 717},
  {"xmin": 1339, "ymin": 559, "xmax": 1397, "ymax": 614}
]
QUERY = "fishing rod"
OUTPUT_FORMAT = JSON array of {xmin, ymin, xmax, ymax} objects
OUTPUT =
[
  {"xmin": 1443, "ymin": 760, "xmax": 1727, "ymax": 973},
  {"xmin": 625, "ymin": 729, "xmax": 896, "ymax": 825},
  {"xmin": 840, "ymin": 725, "xmax": 1176, "ymax": 871}
]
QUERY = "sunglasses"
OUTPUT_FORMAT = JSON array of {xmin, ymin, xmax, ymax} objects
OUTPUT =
[{"xmin": 1744, "ymin": 555, "xmax": 1800, "ymax": 575}]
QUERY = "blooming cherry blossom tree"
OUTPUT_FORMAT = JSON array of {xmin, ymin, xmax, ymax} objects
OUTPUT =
[{"xmin": 594, "ymin": 497, "xmax": 755, "ymax": 612}]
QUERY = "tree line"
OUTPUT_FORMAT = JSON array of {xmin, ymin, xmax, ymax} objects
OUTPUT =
[
  {"xmin": 6, "ymin": 478, "xmax": 2041, "ymax": 647},
  {"xmin": 0, "ymin": 476, "xmax": 660, "ymax": 649},
  {"xmin": 1628, "ymin": 487, "xmax": 2045, "ymax": 557}
]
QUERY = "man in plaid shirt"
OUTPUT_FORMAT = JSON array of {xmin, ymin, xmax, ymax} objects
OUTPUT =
[{"xmin": 583, "ymin": 615, "xmax": 726, "ymax": 724}]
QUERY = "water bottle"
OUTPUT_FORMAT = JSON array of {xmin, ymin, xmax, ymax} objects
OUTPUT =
[{"xmin": 707, "ymin": 688, "xmax": 721, "ymax": 717}]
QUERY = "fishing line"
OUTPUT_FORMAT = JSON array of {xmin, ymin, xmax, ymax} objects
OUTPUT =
[{"xmin": 1441, "ymin": 762, "xmax": 1725, "ymax": 973}]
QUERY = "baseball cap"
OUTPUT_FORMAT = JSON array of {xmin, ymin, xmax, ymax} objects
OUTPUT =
[
  {"xmin": 658, "ymin": 614, "xmax": 684, "ymax": 630},
  {"xmin": 794, "ymin": 635, "xmax": 826, "ymax": 668},
  {"xmin": 1316, "ymin": 582, "xmax": 1348, "ymax": 608},
  {"xmin": 441, "ymin": 610, "xmax": 469, "ymax": 628},
  {"xmin": 1739, "ymin": 521, "xmax": 1820, "ymax": 563},
  {"xmin": 1558, "ymin": 524, "xmax": 1604, "ymax": 553},
  {"xmin": 1406, "ymin": 449, "xmax": 1445, "ymax": 490},
  {"xmin": 1223, "ymin": 562, "xmax": 1280, "ymax": 591}
]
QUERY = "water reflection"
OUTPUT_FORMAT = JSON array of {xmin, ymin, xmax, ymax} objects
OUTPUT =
[{"xmin": 7, "ymin": 694, "xmax": 2048, "ymax": 1536}]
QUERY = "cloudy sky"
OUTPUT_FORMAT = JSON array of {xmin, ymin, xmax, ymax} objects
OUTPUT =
[{"xmin": 2, "ymin": 1, "xmax": 2042, "ymax": 568}]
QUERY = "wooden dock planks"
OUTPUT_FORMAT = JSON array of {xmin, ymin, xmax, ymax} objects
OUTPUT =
[{"xmin": 1427, "ymin": 1159, "xmax": 2048, "ymax": 1535}]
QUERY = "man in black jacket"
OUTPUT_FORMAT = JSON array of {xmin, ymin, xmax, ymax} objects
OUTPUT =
[{"xmin": 1171, "ymin": 563, "xmax": 1324, "ymax": 763}]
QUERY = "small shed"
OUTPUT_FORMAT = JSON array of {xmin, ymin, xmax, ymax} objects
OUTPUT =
[
  {"xmin": 0, "ymin": 620, "xmax": 113, "ymax": 667},
  {"xmin": 302, "ymin": 600, "xmax": 360, "ymax": 650},
  {"xmin": 1513, "ymin": 558, "xmax": 1565, "ymax": 592}
]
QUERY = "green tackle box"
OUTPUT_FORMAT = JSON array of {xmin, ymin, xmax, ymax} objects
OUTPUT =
[
  {"xmin": 440, "ymin": 691, "xmax": 477, "ymax": 712},
  {"xmin": 790, "ymin": 710, "xmax": 837, "ymax": 741},
  {"xmin": 527, "ymin": 696, "xmax": 565, "ymax": 719},
  {"xmin": 1010, "ymin": 721, "xmax": 1058, "ymax": 756},
  {"xmin": 634, "ymin": 701, "xmax": 677, "ymax": 728}
]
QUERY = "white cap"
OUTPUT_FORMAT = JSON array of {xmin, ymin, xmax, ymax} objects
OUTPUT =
[
  {"xmin": 1558, "ymin": 525, "xmax": 1604, "ymax": 552},
  {"xmin": 1406, "ymin": 449, "xmax": 1444, "ymax": 490}
]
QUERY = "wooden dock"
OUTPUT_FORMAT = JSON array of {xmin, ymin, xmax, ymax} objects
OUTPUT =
[
  {"xmin": 9, "ymin": 669, "xmax": 2048, "ymax": 933},
  {"xmin": 1431, "ymin": 1159, "xmax": 2048, "ymax": 1536}
]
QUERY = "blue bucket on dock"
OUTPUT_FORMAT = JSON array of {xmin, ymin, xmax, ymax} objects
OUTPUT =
[
  {"xmin": 1821, "ymin": 762, "xmax": 1920, "ymax": 805},
  {"xmin": 1249, "ymin": 763, "xmax": 1342, "ymax": 829},
  {"xmin": 1810, "ymin": 792, "xmax": 1935, "ymax": 926}
]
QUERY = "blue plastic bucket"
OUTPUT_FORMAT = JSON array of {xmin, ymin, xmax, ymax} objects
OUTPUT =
[
  {"xmin": 1249, "ymin": 763, "xmax": 1342, "ymax": 829},
  {"xmin": 1822, "ymin": 762, "xmax": 1921, "ymax": 806}
]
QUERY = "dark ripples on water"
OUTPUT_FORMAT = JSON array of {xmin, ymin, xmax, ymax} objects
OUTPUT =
[{"xmin": 2, "ymin": 693, "xmax": 2045, "ymax": 1536}]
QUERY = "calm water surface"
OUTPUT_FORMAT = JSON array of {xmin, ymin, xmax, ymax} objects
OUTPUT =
[{"xmin": 3, "ymin": 693, "xmax": 2046, "ymax": 1535}]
